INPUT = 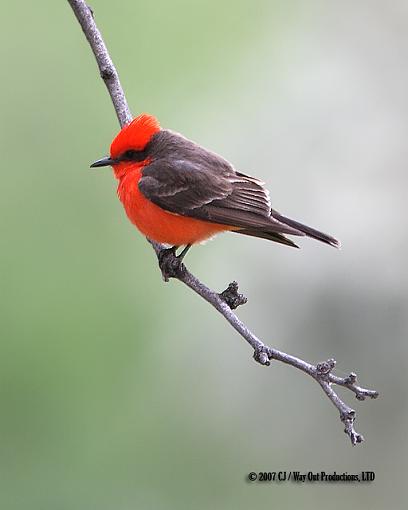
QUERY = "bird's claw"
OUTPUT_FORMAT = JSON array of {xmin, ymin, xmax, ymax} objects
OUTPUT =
[{"xmin": 158, "ymin": 247, "xmax": 186, "ymax": 282}]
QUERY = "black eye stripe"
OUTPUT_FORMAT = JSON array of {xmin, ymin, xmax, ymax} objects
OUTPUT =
[
  {"xmin": 118, "ymin": 138, "xmax": 155, "ymax": 162},
  {"xmin": 120, "ymin": 148, "xmax": 148, "ymax": 162},
  {"xmin": 124, "ymin": 149, "xmax": 137, "ymax": 158}
]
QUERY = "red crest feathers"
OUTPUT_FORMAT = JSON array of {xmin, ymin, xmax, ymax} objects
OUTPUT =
[{"xmin": 110, "ymin": 113, "xmax": 161, "ymax": 158}]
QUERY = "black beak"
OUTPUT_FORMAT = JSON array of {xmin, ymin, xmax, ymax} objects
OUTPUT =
[{"xmin": 90, "ymin": 156, "xmax": 117, "ymax": 168}]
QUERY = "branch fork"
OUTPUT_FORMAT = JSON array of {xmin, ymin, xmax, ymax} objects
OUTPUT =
[{"xmin": 68, "ymin": 0, "xmax": 378, "ymax": 445}]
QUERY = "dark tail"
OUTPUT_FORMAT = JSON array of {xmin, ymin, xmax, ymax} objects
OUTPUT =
[
  {"xmin": 237, "ymin": 229, "xmax": 300, "ymax": 248},
  {"xmin": 271, "ymin": 210, "xmax": 340, "ymax": 248}
]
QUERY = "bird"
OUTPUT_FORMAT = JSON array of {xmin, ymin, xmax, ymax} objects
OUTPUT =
[{"xmin": 91, "ymin": 113, "xmax": 339, "ymax": 265}]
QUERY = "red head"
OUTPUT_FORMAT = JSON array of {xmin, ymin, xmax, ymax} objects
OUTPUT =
[
  {"xmin": 110, "ymin": 113, "xmax": 161, "ymax": 159},
  {"xmin": 90, "ymin": 113, "xmax": 161, "ymax": 178}
]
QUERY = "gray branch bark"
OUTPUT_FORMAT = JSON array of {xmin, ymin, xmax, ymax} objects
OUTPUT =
[{"xmin": 67, "ymin": 0, "xmax": 378, "ymax": 445}]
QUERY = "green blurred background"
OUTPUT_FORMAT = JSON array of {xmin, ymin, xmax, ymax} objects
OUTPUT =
[{"xmin": 1, "ymin": 1, "xmax": 407, "ymax": 508}]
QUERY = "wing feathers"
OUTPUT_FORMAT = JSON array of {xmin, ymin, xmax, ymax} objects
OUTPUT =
[
  {"xmin": 139, "ymin": 157, "xmax": 298, "ymax": 234},
  {"xmin": 236, "ymin": 229, "xmax": 300, "ymax": 248},
  {"xmin": 138, "ymin": 130, "xmax": 335, "ymax": 245}
]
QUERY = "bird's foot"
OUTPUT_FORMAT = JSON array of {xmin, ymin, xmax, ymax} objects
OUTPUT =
[{"xmin": 158, "ymin": 246, "xmax": 186, "ymax": 282}]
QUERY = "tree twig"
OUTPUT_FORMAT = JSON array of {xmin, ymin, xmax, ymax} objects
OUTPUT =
[{"xmin": 67, "ymin": 0, "xmax": 378, "ymax": 445}]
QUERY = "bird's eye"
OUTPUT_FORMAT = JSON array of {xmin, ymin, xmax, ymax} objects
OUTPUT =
[{"xmin": 123, "ymin": 149, "xmax": 138, "ymax": 160}]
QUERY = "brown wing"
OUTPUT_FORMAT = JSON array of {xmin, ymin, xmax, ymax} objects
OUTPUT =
[{"xmin": 139, "ymin": 157, "xmax": 303, "ymax": 237}]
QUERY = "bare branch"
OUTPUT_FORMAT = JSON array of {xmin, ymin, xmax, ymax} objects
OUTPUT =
[
  {"xmin": 67, "ymin": 0, "xmax": 132, "ymax": 127},
  {"xmin": 67, "ymin": 0, "xmax": 378, "ymax": 445}
]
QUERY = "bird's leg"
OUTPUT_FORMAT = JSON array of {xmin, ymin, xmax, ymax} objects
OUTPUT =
[
  {"xmin": 158, "ymin": 244, "xmax": 191, "ymax": 282},
  {"xmin": 176, "ymin": 244, "xmax": 191, "ymax": 262},
  {"xmin": 158, "ymin": 246, "xmax": 178, "ymax": 281}
]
